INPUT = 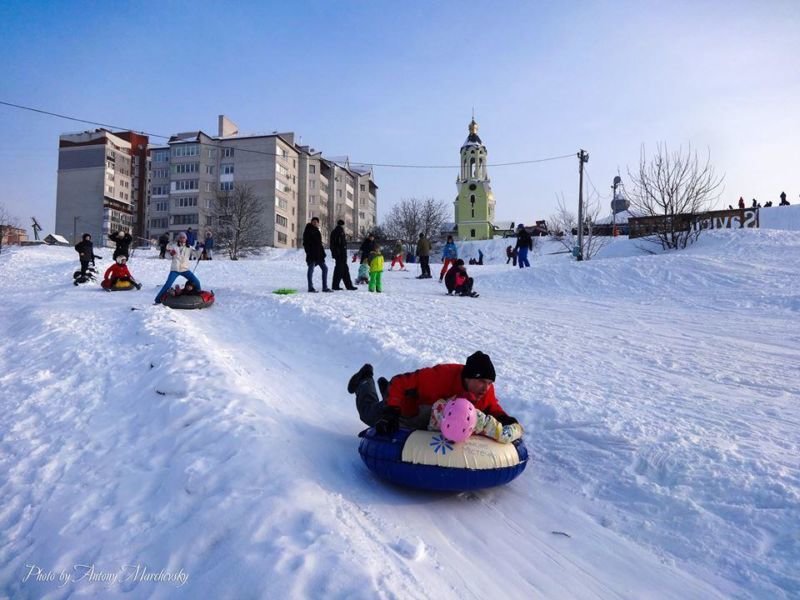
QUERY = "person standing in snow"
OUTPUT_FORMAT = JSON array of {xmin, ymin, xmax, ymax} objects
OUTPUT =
[
  {"xmin": 110, "ymin": 230, "xmax": 133, "ymax": 261},
  {"xmin": 515, "ymin": 224, "xmax": 533, "ymax": 268},
  {"xmin": 330, "ymin": 219, "xmax": 357, "ymax": 290},
  {"xmin": 368, "ymin": 245, "xmax": 384, "ymax": 293},
  {"xmin": 738, "ymin": 197, "xmax": 745, "ymax": 210},
  {"xmin": 346, "ymin": 351, "xmax": 520, "ymax": 437},
  {"xmin": 389, "ymin": 240, "xmax": 406, "ymax": 271},
  {"xmin": 158, "ymin": 232, "xmax": 169, "ymax": 259},
  {"xmin": 359, "ymin": 233, "xmax": 376, "ymax": 262},
  {"xmin": 202, "ymin": 231, "xmax": 214, "ymax": 260},
  {"xmin": 415, "ymin": 232, "xmax": 432, "ymax": 279},
  {"xmin": 74, "ymin": 233, "xmax": 102, "ymax": 282},
  {"xmin": 439, "ymin": 235, "xmax": 458, "ymax": 282},
  {"xmin": 303, "ymin": 217, "xmax": 331, "ymax": 293},
  {"xmin": 154, "ymin": 232, "xmax": 202, "ymax": 304}
]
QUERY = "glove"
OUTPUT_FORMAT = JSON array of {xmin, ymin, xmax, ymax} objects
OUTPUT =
[
  {"xmin": 494, "ymin": 414, "xmax": 518, "ymax": 426},
  {"xmin": 374, "ymin": 406, "xmax": 400, "ymax": 436}
]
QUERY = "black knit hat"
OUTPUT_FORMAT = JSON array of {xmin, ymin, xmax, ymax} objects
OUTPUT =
[
  {"xmin": 463, "ymin": 351, "xmax": 495, "ymax": 381},
  {"xmin": 337, "ymin": 219, "xmax": 345, "ymax": 226}
]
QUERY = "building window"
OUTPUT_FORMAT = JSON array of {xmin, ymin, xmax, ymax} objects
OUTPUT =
[
  {"xmin": 219, "ymin": 181, "xmax": 234, "ymax": 192},
  {"xmin": 172, "ymin": 214, "xmax": 199, "ymax": 225},
  {"xmin": 337, "ymin": 190, "xmax": 342, "ymax": 198},
  {"xmin": 152, "ymin": 184, "xmax": 170, "ymax": 196},
  {"xmin": 277, "ymin": 232, "xmax": 287, "ymax": 244},
  {"xmin": 156, "ymin": 201, "xmax": 168, "ymax": 211},
  {"xmin": 309, "ymin": 165, "xmax": 316, "ymax": 174},
  {"xmin": 205, "ymin": 165, "xmax": 215, "ymax": 175},
  {"xmin": 221, "ymin": 164, "xmax": 234, "ymax": 174},
  {"xmin": 223, "ymin": 147, "xmax": 234, "ymax": 158},
  {"xmin": 175, "ymin": 197, "xmax": 198, "ymax": 208},
  {"xmin": 346, "ymin": 191, "xmax": 353, "ymax": 201},
  {"xmin": 174, "ymin": 179, "xmax": 199, "ymax": 191},
  {"xmin": 276, "ymin": 214, "xmax": 288, "ymax": 227},
  {"xmin": 207, "ymin": 148, "xmax": 216, "ymax": 158},
  {"xmin": 471, "ymin": 228, "xmax": 476, "ymax": 237},
  {"xmin": 173, "ymin": 162, "xmax": 200, "ymax": 174},
  {"xmin": 152, "ymin": 167, "xmax": 168, "ymax": 179},
  {"xmin": 277, "ymin": 198, "xmax": 288, "ymax": 210},
  {"xmin": 153, "ymin": 150, "xmax": 169, "ymax": 163},
  {"xmin": 171, "ymin": 144, "xmax": 199, "ymax": 157}
]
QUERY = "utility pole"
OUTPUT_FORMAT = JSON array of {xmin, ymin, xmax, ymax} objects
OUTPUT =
[
  {"xmin": 576, "ymin": 149, "xmax": 589, "ymax": 261},
  {"xmin": 73, "ymin": 216, "xmax": 80, "ymax": 244}
]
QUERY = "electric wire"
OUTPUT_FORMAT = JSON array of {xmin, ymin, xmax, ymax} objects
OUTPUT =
[{"xmin": 1, "ymin": 99, "xmax": 576, "ymax": 170}]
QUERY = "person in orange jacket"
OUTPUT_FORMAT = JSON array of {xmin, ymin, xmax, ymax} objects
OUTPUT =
[
  {"xmin": 346, "ymin": 351, "xmax": 519, "ymax": 435},
  {"xmin": 101, "ymin": 256, "xmax": 142, "ymax": 290}
]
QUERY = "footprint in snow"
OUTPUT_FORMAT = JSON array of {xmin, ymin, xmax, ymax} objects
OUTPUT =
[{"xmin": 392, "ymin": 537, "xmax": 426, "ymax": 561}]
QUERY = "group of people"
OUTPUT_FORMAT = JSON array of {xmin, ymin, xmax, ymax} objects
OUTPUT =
[
  {"xmin": 73, "ymin": 229, "xmax": 207, "ymax": 304},
  {"xmin": 302, "ymin": 222, "xmax": 485, "ymax": 297},
  {"xmin": 735, "ymin": 192, "xmax": 793, "ymax": 210},
  {"xmin": 158, "ymin": 227, "xmax": 213, "ymax": 261}
]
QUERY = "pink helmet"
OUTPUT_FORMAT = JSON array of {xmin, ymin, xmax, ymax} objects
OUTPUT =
[{"xmin": 440, "ymin": 397, "xmax": 476, "ymax": 443}]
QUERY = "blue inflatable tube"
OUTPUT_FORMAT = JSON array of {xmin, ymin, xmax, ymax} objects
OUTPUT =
[{"xmin": 358, "ymin": 428, "xmax": 528, "ymax": 492}]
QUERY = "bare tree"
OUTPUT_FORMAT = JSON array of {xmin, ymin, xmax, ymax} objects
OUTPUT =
[
  {"xmin": 0, "ymin": 203, "xmax": 20, "ymax": 255},
  {"xmin": 383, "ymin": 197, "xmax": 448, "ymax": 244},
  {"xmin": 211, "ymin": 184, "xmax": 264, "ymax": 260},
  {"xmin": 627, "ymin": 143, "xmax": 724, "ymax": 250},
  {"xmin": 548, "ymin": 192, "xmax": 608, "ymax": 260}
]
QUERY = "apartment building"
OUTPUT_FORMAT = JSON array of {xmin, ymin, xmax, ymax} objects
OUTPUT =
[
  {"xmin": 55, "ymin": 129, "xmax": 149, "ymax": 245},
  {"xmin": 144, "ymin": 117, "xmax": 380, "ymax": 249}
]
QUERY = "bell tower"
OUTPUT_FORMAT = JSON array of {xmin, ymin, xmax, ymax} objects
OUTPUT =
[{"xmin": 455, "ymin": 117, "xmax": 495, "ymax": 240}]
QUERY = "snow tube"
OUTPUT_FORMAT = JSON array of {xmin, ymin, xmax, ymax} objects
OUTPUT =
[
  {"xmin": 161, "ymin": 290, "xmax": 215, "ymax": 310},
  {"xmin": 103, "ymin": 280, "xmax": 135, "ymax": 291},
  {"xmin": 358, "ymin": 428, "xmax": 528, "ymax": 492}
]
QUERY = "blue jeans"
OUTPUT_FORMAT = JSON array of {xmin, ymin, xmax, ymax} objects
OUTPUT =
[
  {"xmin": 518, "ymin": 247, "xmax": 530, "ymax": 268},
  {"xmin": 307, "ymin": 261, "xmax": 328, "ymax": 291},
  {"xmin": 155, "ymin": 270, "xmax": 202, "ymax": 303}
]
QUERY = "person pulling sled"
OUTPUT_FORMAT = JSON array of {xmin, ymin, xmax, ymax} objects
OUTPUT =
[{"xmin": 74, "ymin": 233, "xmax": 102, "ymax": 285}]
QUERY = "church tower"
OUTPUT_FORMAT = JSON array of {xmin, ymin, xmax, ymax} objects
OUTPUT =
[{"xmin": 455, "ymin": 117, "xmax": 495, "ymax": 240}]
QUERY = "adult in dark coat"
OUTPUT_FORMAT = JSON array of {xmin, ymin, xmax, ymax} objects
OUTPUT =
[
  {"xmin": 302, "ymin": 217, "xmax": 331, "ymax": 293},
  {"xmin": 515, "ymin": 225, "xmax": 533, "ymax": 268},
  {"xmin": 359, "ymin": 233, "xmax": 375, "ymax": 260},
  {"xmin": 415, "ymin": 232, "xmax": 432, "ymax": 278},
  {"xmin": 111, "ymin": 230, "xmax": 133, "ymax": 260},
  {"xmin": 158, "ymin": 233, "xmax": 169, "ymax": 259},
  {"xmin": 74, "ymin": 233, "xmax": 102, "ymax": 281},
  {"xmin": 330, "ymin": 219, "xmax": 357, "ymax": 290}
]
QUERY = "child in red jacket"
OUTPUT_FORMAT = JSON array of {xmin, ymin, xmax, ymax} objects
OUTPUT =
[{"xmin": 101, "ymin": 256, "xmax": 142, "ymax": 290}]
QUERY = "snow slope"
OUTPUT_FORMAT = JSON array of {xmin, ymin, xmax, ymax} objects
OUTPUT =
[{"xmin": 1, "ymin": 225, "xmax": 798, "ymax": 599}]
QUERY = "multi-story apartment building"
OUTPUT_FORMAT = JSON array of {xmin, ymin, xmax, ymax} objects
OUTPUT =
[
  {"xmin": 352, "ymin": 166, "xmax": 378, "ymax": 238},
  {"xmin": 56, "ymin": 129, "xmax": 149, "ymax": 245}
]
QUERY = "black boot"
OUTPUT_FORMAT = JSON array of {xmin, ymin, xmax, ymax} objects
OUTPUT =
[{"xmin": 347, "ymin": 363, "xmax": 374, "ymax": 393}]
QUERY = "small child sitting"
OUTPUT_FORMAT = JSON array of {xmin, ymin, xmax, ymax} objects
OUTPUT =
[
  {"xmin": 428, "ymin": 398, "xmax": 523, "ymax": 443},
  {"xmin": 356, "ymin": 258, "xmax": 370, "ymax": 285},
  {"xmin": 101, "ymin": 256, "xmax": 142, "ymax": 290}
]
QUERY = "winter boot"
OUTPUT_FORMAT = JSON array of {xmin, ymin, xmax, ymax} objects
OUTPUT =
[{"xmin": 347, "ymin": 363, "xmax": 374, "ymax": 394}]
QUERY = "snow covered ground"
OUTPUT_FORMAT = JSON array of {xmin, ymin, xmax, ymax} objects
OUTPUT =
[{"xmin": 1, "ymin": 213, "xmax": 799, "ymax": 599}]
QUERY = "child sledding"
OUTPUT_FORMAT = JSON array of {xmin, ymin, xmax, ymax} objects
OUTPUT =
[
  {"xmin": 444, "ymin": 259, "xmax": 479, "ymax": 297},
  {"xmin": 101, "ymin": 256, "xmax": 142, "ymax": 291}
]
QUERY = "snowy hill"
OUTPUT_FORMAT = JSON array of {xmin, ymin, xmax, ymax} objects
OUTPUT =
[{"xmin": 1, "ymin": 226, "xmax": 798, "ymax": 599}]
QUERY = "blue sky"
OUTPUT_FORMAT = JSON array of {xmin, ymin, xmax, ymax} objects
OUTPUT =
[{"xmin": 1, "ymin": 0, "xmax": 798, "ymax": 237}]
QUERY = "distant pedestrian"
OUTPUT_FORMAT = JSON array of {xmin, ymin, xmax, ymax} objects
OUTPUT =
[
  {"xmin": 515, "ymin": 224, "xmax": 533, "ymax": 268},
  {"xmin": 439, "ymin": 235, "xmax": 458, "ymax": 282},
  {"xmin": 303, "ymin": 217, "xmax": 331, "ymax": 293},
  {"xmin": 330, "ymin": 219, "xmax": 357, "ymax": 290},
  {"xmin": 111, "ymin": 230, "xmax": 133, "ymax": 261},
  {"xmin": 202, "ymin": 231, "xmax": 214, "ymax": 260},
  {"xmin": 738, "ymin": 197, "xmax": 745, "ymax": 209},
  {"xmin": 158, "ymin": 232, "xmax": 169, "ymax": 259},
  {"xmin": 416, "ymin": 232, "xmax": 432, "ymax": 279},
  {"xmin": 506, "ymin": 245, "xmax": 517, "ymax": 266},
  {"xmin": 359, "ymin": 233, "xmax": 376, "ymax": 260},
  {"xmin": 389, "ymin": 240, "xmax": 406, "ymax": 270},
  {"xmin": 368, "ymin": 245, "xmax": 384, "ymax": 293},
  {"xmin": 186, "ymin": 227, "xmax": 197, "ymax": 248},
  {"xmin": 74, "ymin": 233, "xmax": 102, "ymax": 284},
  {"xmin": 779, "ymin": 191, "xmax": 790, "ymax": 206}
]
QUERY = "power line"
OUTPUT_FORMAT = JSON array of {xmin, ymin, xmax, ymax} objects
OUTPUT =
[{"xmin": 1, "ymin": 99, "xmax": 575, "ymax": 170}]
